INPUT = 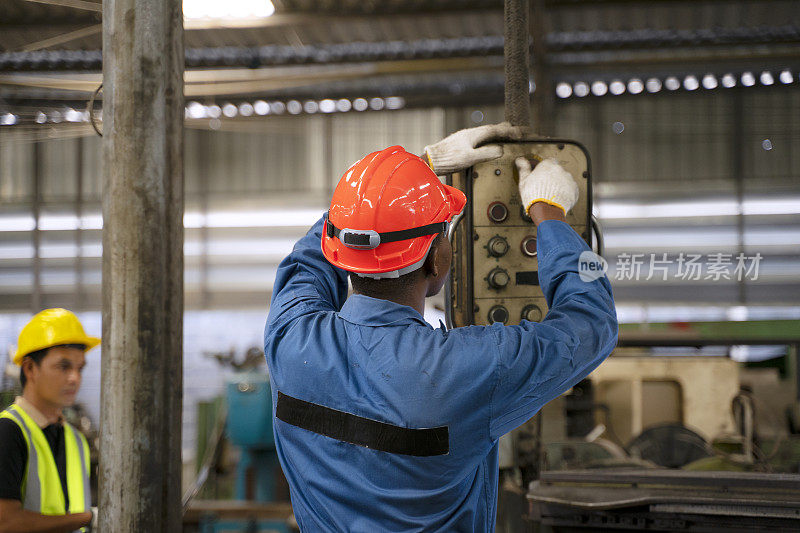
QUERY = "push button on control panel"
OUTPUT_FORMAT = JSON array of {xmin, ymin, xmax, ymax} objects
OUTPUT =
[
  {"xmin": 521, "ymin": 235, "xmax": 537, "ymax": 257},
  {"xmin": 487, "ymin": 267, "xmax": 510, "ymax": 290},
  {"xmin": 488, "ymin": 305, "xmax": 509, "ymax": 324},
  {"xmin": 487, "ymin": 235, "xmax": 509, "ymax": 257},
  {"xmin": 487, "ymin": 201, "xmax": 508, "ymax": 223},
  {"xmin": 521, "ymin": 304, "xmax": 543, "ymax": 322}
]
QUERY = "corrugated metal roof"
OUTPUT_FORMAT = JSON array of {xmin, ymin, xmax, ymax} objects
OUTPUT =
[
  {"xmin": 0, "ymin": 0, "xmax": 798, "ymax": 107},
  {"xmin": 2, "ymin": 0, "xmax": 798, "ymax": 52}
]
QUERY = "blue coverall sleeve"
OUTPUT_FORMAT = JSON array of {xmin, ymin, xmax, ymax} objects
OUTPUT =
[
  {"xmin": 488, "ymin": 220, "xmax": 618, "ymax": 440},
  {"xmin": 267, "ymin": 216, "xmax": 350, "ymax": 329}
]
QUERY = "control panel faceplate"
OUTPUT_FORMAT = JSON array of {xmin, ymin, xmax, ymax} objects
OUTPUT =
[{"xmin": 447, "ymin": 140, "xmax": 591, "ymax": 327}]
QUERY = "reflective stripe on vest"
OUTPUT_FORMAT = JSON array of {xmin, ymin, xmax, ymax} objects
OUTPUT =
[{"xmin": 0, "ymin": 405, "xmax": 91, "ymax": 519}]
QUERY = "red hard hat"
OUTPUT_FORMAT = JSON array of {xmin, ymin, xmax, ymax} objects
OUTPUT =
[{"xmin": 322, "ymin": 146, "xmax": 467, "ymax": 278}]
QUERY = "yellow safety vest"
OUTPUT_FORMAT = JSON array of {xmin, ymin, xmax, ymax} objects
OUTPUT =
[{"xmin": 0, "ymin": 404, "xmax": 91, "ymax": 525}]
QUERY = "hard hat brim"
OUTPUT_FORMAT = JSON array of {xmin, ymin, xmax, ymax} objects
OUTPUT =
[{"xmin": 13, "ymin": 335, "xmax": 101, "ymax": 366}]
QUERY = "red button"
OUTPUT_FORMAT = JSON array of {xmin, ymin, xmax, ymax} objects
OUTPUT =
[
  {"xmin": 487, "ymin": 202, "xmax": 508, "ymax": 223},
  {"xmin": 521, "ymin": 236, "xmax": 537, "ymax": 257}
]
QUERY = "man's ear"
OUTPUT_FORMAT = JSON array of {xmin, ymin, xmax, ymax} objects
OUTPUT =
[
  {"xmin": 21, "ymin": 359, "xmax": 34, "ymax": 383},
  {"xmin": 423, "ymin": 239, "xmax": 440, "ymax": 278}
]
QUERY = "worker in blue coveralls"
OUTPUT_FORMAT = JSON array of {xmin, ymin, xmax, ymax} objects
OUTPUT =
[{"xmin": 264, "ymin": 123, "xmax": 618, "ymax": 532}]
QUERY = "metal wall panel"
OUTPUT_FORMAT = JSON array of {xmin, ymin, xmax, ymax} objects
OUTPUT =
[
  {"xmin": 742, "ymin": 90, "xmax": 800, "ymax": 184},
  {"xmin": 0, "ymin": 130, "xmax": 33, "ymax": 202},
  {"xmin": 40, "ymin": 137, "xmax": 78, "ymax": 201},
  {"xmin": 330, "ymin": 109, "xmax": 446, "ymax": 189},
  {"xmin": 0, "ymin": 92, "xmax": 797, "ymax": 314}
]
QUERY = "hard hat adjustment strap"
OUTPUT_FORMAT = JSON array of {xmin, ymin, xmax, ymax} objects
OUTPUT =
[{"xmin": 326, "ymin": 219, "xmax": 447, "ymax": 250}]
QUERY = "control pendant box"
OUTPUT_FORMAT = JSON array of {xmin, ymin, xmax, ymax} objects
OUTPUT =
[{"xmin": 446, "ymin": 139, "xmax": 592, "ymax": 327}]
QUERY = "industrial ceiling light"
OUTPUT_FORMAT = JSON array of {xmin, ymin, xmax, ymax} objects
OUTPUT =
[
  {"xmin": 555, "ymin": 82, "xmax": 573, "ymax": 98},
  {"xmin": 336, "ymin": 98, "xmax": 353, "ymax": 113},
  {"xmin": 238, "ymin": 102, "xmax": 254, "ymax": 116},
  {"xmin": 0, "ymin": 113, "xmax": 16, "ymax": 126},
  {"xmin": 741, "ymin": 72, "xmax": 756, "ymax": 87},
  {"xmin": 286, "ymin": 100, "xmax": 302, "ymax": 114},
  {"xmin": 645, "ymin": 78, "xmax": 662, "ymax": 93},
  {"xmin": 779, "ymin": 69, "xmax": 793, "ymax": 84},
  {"xmin": 253, "ymin": 100, "xmax": 270, "ymax": 115},
  {"xmin": 591, "ymin": 81, "xmax": 608, "ymax": 96},
  {"xmin": 385, "ymin": 97, "xmax": 405, "ymax": 110},
  {"xmin": 683, "ymin": 75, "xmax": 700, "ymax": 91},
  {"xmin": 65, "ymin": 108, "xmax": 83, "ymax": 122},
  {"xmin": 206, "ymin": 104, "xmax": 222, "ymax": 118},
  {"xmin": 183, "ymin": 0, "xmax": 275, "ymax": 20},
  {"xmin": 701, "ymin": 74, "xmax": 718, "ymax": 90},
  {"xmin": 627, "ymin": 79, "xmax": 644, "ymax": 94},
  {"xmin": 222, "ymin": 103, "xmax": 238, "ymax": 117},
  {"xmin": 187, "ymin": 101, "xmax": 205, "ymax": 119},
  {"xmin": 573, "ymin": 82, "xmax": 589, "ymax": 97},
  {"xmin": 609, "ymin": 80, "xmax": 626, "ymax": 95},
  {"xmin": 336, "ymin": 99, "xmax": 352, "ymax": 112},
  {"xmin": 721, "ymin": 73, "xmax": 736, "ymax": 88},
  {"xmin": 353, "ymin": 98, "xmax": 368, "ymax": 111},
  {"xmin": 319, "ymin": 99, "xmax": 336, "ymax": 113},
  {"xmin": 664, "ymin": 76, "xmax": 680, "ymax": 91},
  {"xmin": 760, "ymin": 71, "xmax": 774, "ymax": 86}
]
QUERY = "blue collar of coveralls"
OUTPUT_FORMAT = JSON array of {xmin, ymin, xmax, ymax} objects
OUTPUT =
[{"xmin": 338, "ymin": 294, "xmax": 433, "ymax": 328}]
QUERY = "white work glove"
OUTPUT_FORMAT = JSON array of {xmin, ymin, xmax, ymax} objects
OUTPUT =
[
  {"xmin": 516, "ymin": 157, "xmax": 580, "ymax": 214},
  {"xmin": 424, "ymin": 122, "xmax": 529, "ymax": 174},
  {"xmin": 88, "ymin": 506, "xmax": 98, "ymax": 531}
]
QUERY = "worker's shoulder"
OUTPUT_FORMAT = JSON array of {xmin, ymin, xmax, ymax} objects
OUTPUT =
[
  {"xmin": 444, "ymin": 322, "xmax": 505, "ymax": 343},
  {"xmin": 0, "ymin": 416, "xmax": 26, "ymax": 448},
  {"xmin": 64, "ymin": 421, "xmax": 89, "ymax": 443},
  {"xmin": 423, "ymin": 323, "xmax": 509, "ymax": 365}
]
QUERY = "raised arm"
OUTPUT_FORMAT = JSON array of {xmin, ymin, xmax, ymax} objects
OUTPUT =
[
  {"xmin": 266, "ymin": 216, "xmax": 349, "ymax": 330},
  {"xmin": 487, "ymin": 159, "xmax": 618, "ymax": 439}
]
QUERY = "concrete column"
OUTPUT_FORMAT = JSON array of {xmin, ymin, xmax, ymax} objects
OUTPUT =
[
  {"xmin": 504, "ymin": 0, "xmax": 531, "ymax": 127},
  {"xmin": 99, "ymin": 0, "xmax": 184, "ymax": 530}
]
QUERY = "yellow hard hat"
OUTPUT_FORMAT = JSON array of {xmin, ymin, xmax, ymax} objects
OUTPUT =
[{"xmin": 13, "ymin": 308, "xmax": 100, "ymax": 366}]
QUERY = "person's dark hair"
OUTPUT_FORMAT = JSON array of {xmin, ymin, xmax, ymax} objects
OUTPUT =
[
  {"xmin": 349, "ymin": 233, "xmax": 443, "ymax": 297},
  {"xmin": 19, "ymin": 343, "xmax": 86, "ymax": 390}
]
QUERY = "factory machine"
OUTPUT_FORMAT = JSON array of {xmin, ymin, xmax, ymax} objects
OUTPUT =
[
  {"xmin": 226, "ymin": 372, "xmax": 282, "ymax": 504},
  {"xmin": 185, "ymin": 364, "xmax": 293, "ymax": 533}
]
